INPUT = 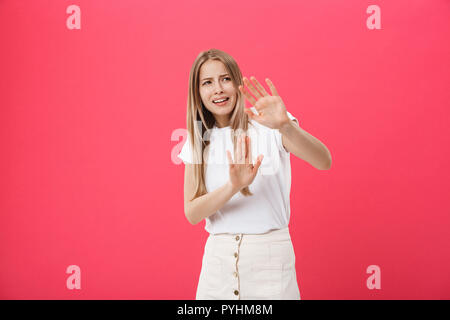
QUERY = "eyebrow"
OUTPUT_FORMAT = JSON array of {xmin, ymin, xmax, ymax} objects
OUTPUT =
[{"xmin": 200, "ymin": 74, "xmax": 230, "ymax": 81}]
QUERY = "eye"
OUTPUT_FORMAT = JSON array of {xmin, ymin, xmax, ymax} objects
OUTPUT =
[{"xmin": 202, "ymin": 77, "xmax": 231, "ymax": 86}]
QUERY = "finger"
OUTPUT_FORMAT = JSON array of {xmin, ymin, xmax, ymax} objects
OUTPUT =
[
  {"xmin": 235, "ymin": 136, "xmax": 242, "ymax": 164},
  {"xmin": 248, "ymin": 137, "xmax": 253, "ymax": 164},
  {"xmin": 253, "ymin": 155, "xmax": 264, "ymax": 174},
  {"xmin": 240, "ymin": 134, "xmax": 246, "ymax": 164},
  {"xmin": 239, "ymin": 85, "xmax": 257, "ymax": 105},
  {"xmin": 250, "ymin": 76, "xmax": 270, "ymax": 96},
  {"xmin": 245, "ymin": 108, "xmax": 264, "ymax": 123},
  {"xmin": 226, "ymin": 150, "xmax": 234, "ymax": 165},
  {"xmin": 243, "ymin": 77, "xmax": 263, "ymax": 99},
  {"xmin": 245, "ymin": 136, "xmax": 250, "ymax": 164},
  {"xmin": 245, "ymin": 103, "xmax": 264, "ymax": 117},
  {"xmin": 265, "ymin": 78, "xmax": 279, "ymax": 96}
]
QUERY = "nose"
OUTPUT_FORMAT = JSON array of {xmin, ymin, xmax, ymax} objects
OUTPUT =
[{"xmin": 213, "ymin": 80, "xmax": 224, "ymax": 94}]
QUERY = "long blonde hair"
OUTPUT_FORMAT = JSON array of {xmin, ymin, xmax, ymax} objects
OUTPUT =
[{"xmin": 186, "ymin": 48, "xmax": 254, "ymax": 200}]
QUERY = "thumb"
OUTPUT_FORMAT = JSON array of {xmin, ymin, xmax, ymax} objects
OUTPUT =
[
  {"xmin": 253, "ymin": 155, "xmax": 264, "ymax": 174},
  {"xmin": 245, "ymin": 109, "xmax": 254, "ymax": 119},
  {"xmin": 226, "ymin": 150, "xmax": 234, "ymax": 166}
]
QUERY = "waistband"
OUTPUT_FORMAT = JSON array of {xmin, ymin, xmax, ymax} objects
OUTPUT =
[{"xmin": 208, "ymin": 226, "xmax": 291, "ymax": 243}]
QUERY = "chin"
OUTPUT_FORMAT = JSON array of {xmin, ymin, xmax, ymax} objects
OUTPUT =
[{"xmin": 209, "ymin": 102, "xmax": 234, "ymax": 113}]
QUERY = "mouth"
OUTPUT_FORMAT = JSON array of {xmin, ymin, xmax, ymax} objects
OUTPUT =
[{"xmin": 212, "ymin": 97, "xmax": 230, "ymax": 105}]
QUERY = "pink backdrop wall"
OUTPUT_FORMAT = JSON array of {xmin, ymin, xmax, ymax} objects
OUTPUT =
[{"xmin": 1, "ymin": 0, "xmax": 449, "ymax": 299}]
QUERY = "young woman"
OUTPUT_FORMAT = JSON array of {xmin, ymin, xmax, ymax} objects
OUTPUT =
[{"xmin": 178, "ymin": 49, "xmax": 332, "ymax": 300}]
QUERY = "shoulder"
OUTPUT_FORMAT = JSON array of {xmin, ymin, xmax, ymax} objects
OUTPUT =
[{"xmin": 247, "ymin": 119, "xmax": 277, "ymax": 148}]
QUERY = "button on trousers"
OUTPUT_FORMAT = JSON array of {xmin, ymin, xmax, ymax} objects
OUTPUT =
[{"xmin": 195, "ymin": 227, "xmax": 301, "ymax": 300}]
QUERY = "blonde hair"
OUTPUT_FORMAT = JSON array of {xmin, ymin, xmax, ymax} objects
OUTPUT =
[{"xmin": 186, "ymin": 48, "xmax": 254, "ymax": 200}]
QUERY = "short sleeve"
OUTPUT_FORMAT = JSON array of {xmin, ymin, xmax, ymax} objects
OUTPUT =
[
  {"xmin": 274, "ymin": 110, "xmax": 299, "ymax": 153},
  {"xmin": 177, "ymin": 136, "xmax": 193, "ymax": 164}
]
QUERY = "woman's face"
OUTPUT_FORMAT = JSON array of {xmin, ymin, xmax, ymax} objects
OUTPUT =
[{"xmin": 198, "ymin": 59, "xmax": 237, "ymax": 127}]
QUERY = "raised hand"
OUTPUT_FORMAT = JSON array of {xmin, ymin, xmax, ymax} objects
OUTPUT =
[
  {"xmin": 239, "ymin": 76, "xmax": 291, "ymax": 130},
  {"xmin": 226, "ymin": 133, "xmax": 264, "ymax": 193}
]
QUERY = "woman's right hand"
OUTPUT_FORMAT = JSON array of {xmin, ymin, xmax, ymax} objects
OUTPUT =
[{"xmin": 226, "ymin": 134, "xmax": 264, "ymax": 193}]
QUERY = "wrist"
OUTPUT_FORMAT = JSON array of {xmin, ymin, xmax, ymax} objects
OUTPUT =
[
  {"xmin": 227, "ymin": 181, "xmax": 241, "ymax": 195},
  {"xmin": 279, "ymin": 118, "xmax": 295, "ymax": 135}
]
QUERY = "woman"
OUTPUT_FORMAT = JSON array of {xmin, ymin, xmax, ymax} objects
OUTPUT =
[{"xmin": 178, "ymin": 49, "xmax": 332, "ymax": 300}]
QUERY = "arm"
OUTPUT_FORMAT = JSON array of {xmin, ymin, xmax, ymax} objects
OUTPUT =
[
  {"xmin": 237, "ymin": 76, "xmax": 331, "ymax": 170},
  {"xmin": 280, "ymin": 119, "xmax": 332, "ymax": 170},
  {"xmin": 183, "ymin": 164, "xmax": 240, "ymax": 225}
]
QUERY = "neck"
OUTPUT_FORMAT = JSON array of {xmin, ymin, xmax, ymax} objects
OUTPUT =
[{"xmin": 214, "ymin": 115, "xmax": 230, "ymax": 128}]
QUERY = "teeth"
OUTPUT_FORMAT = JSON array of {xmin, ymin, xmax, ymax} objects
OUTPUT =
[{"xmin": 213, "ymin": 98, "xmax": 228, "ymax": 103}]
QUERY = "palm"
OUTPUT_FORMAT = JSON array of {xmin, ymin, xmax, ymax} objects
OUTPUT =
[
  {"xmin": 226, "ymin": 135, "xmax": 263, "ymax": 192},
  {"xmin": 229, "ymin": 163, "xmax": 257, "ymax": 189},
  {"xmin": 239, "ymin": 76, "xmax": 290, "ymax": 130}
]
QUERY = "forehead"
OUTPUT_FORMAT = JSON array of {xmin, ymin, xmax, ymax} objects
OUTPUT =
[{"xmin": 199, "ymin": 60, "xmax": 228, "ymax": 79}]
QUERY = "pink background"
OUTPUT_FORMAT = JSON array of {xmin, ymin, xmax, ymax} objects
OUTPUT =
[{"xmin": 1, "ymin": 0, "xmax": 449, "ymax": 299}]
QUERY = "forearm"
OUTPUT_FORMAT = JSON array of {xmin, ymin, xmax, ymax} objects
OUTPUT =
[
  {"xmin": 186, "ymin": 181, "xmax": 240, "ymax": 225},
  {"xmin": 279, "ymin": 120, "xmax": 332, "ymax": 170}
]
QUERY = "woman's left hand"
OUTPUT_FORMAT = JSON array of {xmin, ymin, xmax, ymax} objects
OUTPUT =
[{"xmin": 239, "ymin": 76, "xmax": 291, "ymax": 130}]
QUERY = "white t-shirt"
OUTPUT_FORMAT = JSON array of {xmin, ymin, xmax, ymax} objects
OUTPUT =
[{"xmin": 178, "ymin": 107, "xmax": 298, "ymax": 235}]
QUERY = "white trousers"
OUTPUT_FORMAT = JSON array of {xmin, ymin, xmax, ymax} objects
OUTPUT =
[{"xmin": 195, "ymin": 227, "xmax": 301, "ymax": 300}]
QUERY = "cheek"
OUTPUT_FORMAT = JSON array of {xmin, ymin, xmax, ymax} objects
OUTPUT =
[
  {"xmin": 227, "ymin": 88, "xmax": 238, "ymax": 98},
  {"xmin": 225, "ymin": 83, "xmax": 236, "ymax": 92},
  {"xmin": 199, "ymin": 89, "xmax": 209, "ymax": 102}
]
